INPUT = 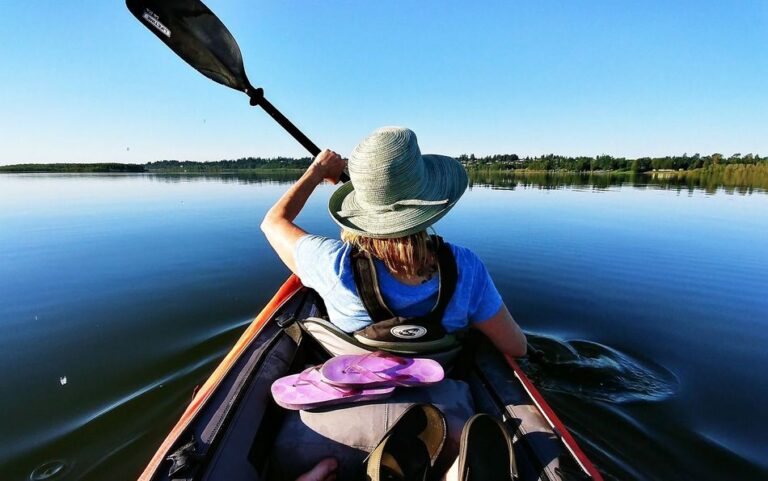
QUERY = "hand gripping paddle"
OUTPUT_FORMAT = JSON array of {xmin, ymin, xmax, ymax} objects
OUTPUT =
[{"xmin": 126, "ymin": 0, "xmax": 349, "ymax": 182}]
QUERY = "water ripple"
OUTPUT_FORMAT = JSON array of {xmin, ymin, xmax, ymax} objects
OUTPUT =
[{"xmin": 520, "ymin": 333, "xmax": 679, "ymax": 403}]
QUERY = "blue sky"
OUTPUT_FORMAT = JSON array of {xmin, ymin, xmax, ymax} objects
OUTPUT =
[{"xmin": 1, "ymin": 1, "xmax": 766, "ymax": 164}]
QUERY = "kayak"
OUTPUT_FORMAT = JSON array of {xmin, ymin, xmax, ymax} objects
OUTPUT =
[{"xmin": 138, "ymin": 276, "xmax": 604, "ymax": 481}]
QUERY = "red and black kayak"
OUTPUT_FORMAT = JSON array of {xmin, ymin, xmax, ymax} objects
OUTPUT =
[{"xmin": 138, "ymin": 276, "xmax": 604, "ymax": 481}]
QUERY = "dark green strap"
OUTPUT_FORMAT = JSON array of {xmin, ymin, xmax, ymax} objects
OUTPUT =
[
  {"xmin": 350, "ymin": 236, "xmax": 458, "ymax": 325},
  {"xmin": 351, "ymin": 249, "xmax": 395, "ymax": 322},
  {"xmin": 427, "ymin": 238, "xmax": 458, "ymax": 324}
]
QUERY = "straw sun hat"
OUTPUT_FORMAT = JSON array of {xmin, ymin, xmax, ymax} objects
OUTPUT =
[{"xmin": 329, "ymin": 127, "xmax": 468, "ymax": 238}]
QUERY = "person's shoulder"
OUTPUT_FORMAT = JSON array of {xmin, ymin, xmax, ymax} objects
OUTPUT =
[
  {"xmin": 296, "ymin": 234, "xmax": 345, "ymax": 253},
  {"xmin": 444, "ymin": 241, "xmax": 483, "ymax": 266},
  {"xmin": 295, "ymin": 235, "xmax": 349, "ymax": 271},
  {"xmin": 294, "ymin": 235, "xmax": 352, "ymax": 292},
  {"xmin": 444, "ymin": 241, "xmax": 493, "ymax": 287}
]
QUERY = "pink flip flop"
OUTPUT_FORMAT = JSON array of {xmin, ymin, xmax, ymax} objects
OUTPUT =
[
  {"xmin": 270, "ymin": 365, "xmax": 395, "ymax": 411},
  {"xmin": 320, "ymin": 352, "xmax": 444, "ymax": 388}
]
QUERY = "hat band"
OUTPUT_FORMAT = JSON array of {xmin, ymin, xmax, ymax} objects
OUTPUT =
[{"xmin": 337, "ymin": 198, "xmax": 448, "ymax": 219}]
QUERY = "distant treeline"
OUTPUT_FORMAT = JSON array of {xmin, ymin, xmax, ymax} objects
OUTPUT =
[
  {"xmin": 145, "ymin": 157, "xmax": 313, "ymax": 172},
  {"xmin": 2, "ymin": 152, "xmax": 766, "ymax": 174},
  {"xmin": 460, "ymin": 152, "xmax": 767, "ymax": 172},
  {"xmin": 0, "ymin": 163, "xmax": 146, "ymax": 173}
]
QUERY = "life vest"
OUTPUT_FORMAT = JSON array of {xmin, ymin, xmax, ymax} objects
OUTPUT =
[{"xmin": 299, "ymin": 236, "xmax": 463, "ymax": 365}]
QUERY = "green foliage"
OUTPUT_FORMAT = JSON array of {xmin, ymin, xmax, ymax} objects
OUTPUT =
[
  {"xmin": 145, "ymin": 157, "xmax": 312, "ymax": 172},
  {"xmin": 0, "ymin": 163, "xmax": 145, "ymax": 173},
  {"xmin": 648, "ymin": 163, "xmax": 768, "ymax": 194},
  {"xmin": 2, "ymin": 153, "xmax": 765, "ymax": 177},
  {"xmin": 461, "ymin": 152, "xmax": 766, "ymax": 173}
]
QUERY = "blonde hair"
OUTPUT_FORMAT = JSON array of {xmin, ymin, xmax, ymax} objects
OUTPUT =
[{"xmin": 341, "ymin": 230, "xmax": 435, "ymax": 278}]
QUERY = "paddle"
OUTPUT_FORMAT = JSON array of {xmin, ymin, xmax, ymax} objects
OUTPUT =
[{"xmin": 126, "ymin": 0, "xmax": 349, "ymax": 182}]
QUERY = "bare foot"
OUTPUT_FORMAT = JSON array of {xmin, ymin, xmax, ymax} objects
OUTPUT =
[{"xmin": 295, "ymin": 458, "xmax": 338, "ymax": 481}]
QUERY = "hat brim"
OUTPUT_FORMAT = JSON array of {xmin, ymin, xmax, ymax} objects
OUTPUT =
[{"xmin": 328, "ymin": 154, "xmax": 468, "ymax": 238}]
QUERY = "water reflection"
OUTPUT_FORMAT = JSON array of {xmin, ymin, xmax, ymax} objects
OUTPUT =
[
  {"xmin": 95, "ymin": 170, "xmax": 768, "ymax": 194},
  {"xmin": 1, "ymin": 172, "xmax": 766, "ymax": 480},
  {"xmin": 147, "ymin": 171, "xmax": 303, "ymax": 185},
  {"xmin": 467, "ymin": 170, "xmax": 767, "ymax": 195}
]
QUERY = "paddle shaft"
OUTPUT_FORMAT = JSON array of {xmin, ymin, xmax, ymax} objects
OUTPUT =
[
  {"xmin": 248, "ymin": 88, "xmax": 350, "ymax": 183},
  {"xmin": 126, "ymin": 0, "xmax": 349, "ymax": 183}
]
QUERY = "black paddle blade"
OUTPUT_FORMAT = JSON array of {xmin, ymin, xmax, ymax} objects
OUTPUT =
[{"xmin": 126, "ymin": 0, "xmax": 251, "ymax": 92}]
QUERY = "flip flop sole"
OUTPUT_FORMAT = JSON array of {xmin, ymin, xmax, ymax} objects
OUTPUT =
[{"xmin": 272, "ymin": 389, "xmax": 395, "ymax": 411}]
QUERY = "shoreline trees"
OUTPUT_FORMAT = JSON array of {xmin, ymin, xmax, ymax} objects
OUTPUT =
[{"xmin": 1, "ymin": 153, "xmax": 764, "ymax": 174}]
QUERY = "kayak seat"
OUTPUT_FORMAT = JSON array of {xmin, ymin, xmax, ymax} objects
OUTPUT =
[{"xmin": 299, "ymin": 316, "xmax": 464, "ymax": 368}]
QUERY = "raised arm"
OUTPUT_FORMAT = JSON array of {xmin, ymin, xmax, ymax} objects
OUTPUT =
[
  {"xmin": 260, "ymin": 149, "xmax": 345, "ymax": 273},
  {"xmin": 473, "ymin": 304, "xmax": 527, "ymax": 357}
]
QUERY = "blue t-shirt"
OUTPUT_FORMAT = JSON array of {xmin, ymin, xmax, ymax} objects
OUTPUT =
[{"xmin": 294, "ymin": 235, "xmax": 503, "ymax": 333}]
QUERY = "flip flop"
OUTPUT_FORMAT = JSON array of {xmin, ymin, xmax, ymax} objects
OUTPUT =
[
  {"xmin": 270, "ymin": 366, "xmax": 395, "ymax": 411},
  {"xmin": 320, "ymin": 351, "xmax": 444, "ymax": 388},
  {"xmin": 458, "ymin": 414, "xmax": 517, "ymax": 481}
]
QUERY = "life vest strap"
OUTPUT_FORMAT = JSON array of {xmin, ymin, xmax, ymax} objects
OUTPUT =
[
  {"xmin": 350, "ymin": 236, "xmax": 458, "ymax": 333},
  {"xmin": 351, "ymin": 249, "xmax": 395, "ymax": 323}
]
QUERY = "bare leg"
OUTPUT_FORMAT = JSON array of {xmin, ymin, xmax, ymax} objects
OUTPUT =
[{"xmin": 295, "ymin": 457, "xmax": 338, "ymax": 481}]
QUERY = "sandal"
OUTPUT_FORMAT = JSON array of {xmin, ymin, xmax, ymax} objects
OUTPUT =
[
  {"xmin": 365, "ymin": 403, "xmax": 447, "ymax": 481},
  {"xmin": 458, "ymin": 414, "xmax": 517, "ymax": 481}
]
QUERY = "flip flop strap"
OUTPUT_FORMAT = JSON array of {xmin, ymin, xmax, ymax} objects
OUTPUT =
[
  {"xmin": 294, "ymin": 366, "xmax": 359, "ymax": 395},
  {"xmin": 343, "ymin": 351, "xmax": 413, "ymax": 384}
]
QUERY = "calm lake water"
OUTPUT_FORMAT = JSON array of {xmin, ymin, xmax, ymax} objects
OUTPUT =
[{"xmin": 1, "ymin": 173, "xmax": 766, "ymax": 480}]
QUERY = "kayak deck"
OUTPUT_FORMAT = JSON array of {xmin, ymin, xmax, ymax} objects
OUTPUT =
[{"xmin": 139, "ymin": 276, "xmax": 603, "ymax": 481}]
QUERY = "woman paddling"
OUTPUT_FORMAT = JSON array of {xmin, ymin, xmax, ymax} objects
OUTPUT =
[{"xmin": 261, "ymin": 126, "xmax": 526, "ymax": 360}]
